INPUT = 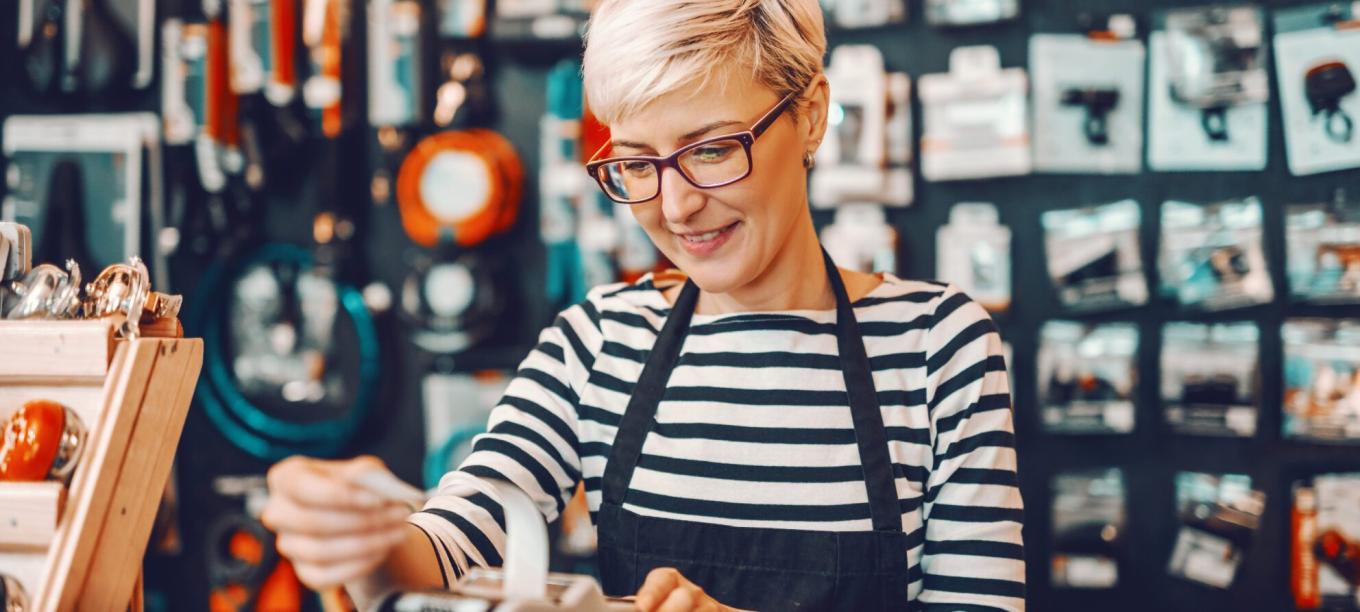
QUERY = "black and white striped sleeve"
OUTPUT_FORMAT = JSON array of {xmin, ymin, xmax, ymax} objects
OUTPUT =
[
  {"xmin": 408, "ymin": 296, "xmax": 603, "ymax": 581},
  {"xmin": 917, "ymin": 285, "xmax": 1026, "ymax": 611}
]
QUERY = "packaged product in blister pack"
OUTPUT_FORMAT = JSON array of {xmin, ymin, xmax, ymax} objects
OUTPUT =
[
  {"xmin": 0, "ymin": 223, "xmax": 33, "ymax": 315},
  {"xmin": 1287, "ymin": 194, "xmax": 1360, "ymax": 303},
  {"xmin": 543, "ymin": 61, "xmax": 607, "ymax": 309},
  {"xmin": 398, "ymin": 251, "xmax": 506, "ymax": 357},
  {"xmin": 1167, "ymin": 472, "xmax": 1265, "ymax": 589},
  {"xmin": 1162, "ymin": 322, "xmax": 1260, "ymax": 437},
  {"xmin": 1158, "ymin": 197, "xmax": 1274, "ymax": 310},
  {"xmin": 368, "ymin": 0, "xmax": 425, "ymax": 128},
  {"xmin": 820, "ymin": 204, "xmax": 898, "ymax": 274},
  {"xmin": 1273, "ymin": 3, "xmax": 1360, "ymax": 177},
  {"xmin": 1029, "ymin": 17, "xmax": 1145, "ymax": 174},
  {"xmin": 492, "ymin": 0, "xmax": 588, "ymax": 41},
  {"xmin": 936, "ymin": 203, "xmax": 1011, "ymax": 313},
  {"xmin": 880, "ymin": 72, "xmax": 912, "ymax": 205},
  {"xmin": 194, "ymin": 242, "xmax": 382, "ymax": 461},
  {"xmin": 1292, "ymin": 472, "xmax": 1360, "ymax": 609},
  {"xmin": 540, "ymin": 60, "xmax": 658, "ymax": 299},
  {"xmin": 924, "ymin": 0, "xmax": 1018, "ymax": 28},
  {"xmin": 228, "ymin": 259, "xmax": 343, "ymax": 397},
  {"xmin": 1148, "ymin": 6, "xmax": 1269, "ymax": 172},
  {"xmin": 819, "ymin": 0, "xmax": 906, "ymax": 30},
  {"xmin": 437, "ymin": 0, "xmax": 488, "ymax": 38},
  {"xmin": 193, "ymin": 0, "xmax": 329, "ymax": 194},
  {"xmin": 1037, "ymin": 321, "xmax": 1138, "ymax": 435},
  {"xmin": 422, "ymin": 371, "xmax": 509, "ymax": 489},
  {"xmin": 160, "ymin": 19, "xmax": 209, "ymax": 147},
  {"xmin": 16, "ymin": 0, "xmax": 156, "ymax": 93},
  {"xmin": 812, "ymin": 45, "xmax": 912, "ymax": 208},
  {"xmin": 918, "ymin": 45, "xmax": 1030, "ymax": 182},
  {"xmin": 1282, "ymin": 319, "xmax": 1360, "ymax": 443},
  {"xmin": 1051, "ymin": 468, "xmax": 1125, "ymax": 589},
  {"xmin": 1, "ymin": 114, "xmax": 161, "ymax": 276},
  {"xmin": 226, "ymin": 0, "xmax": 304, "ymax": 106},
  {"xmin": 1042, "ymin": 200, "xmax": 1148, "ymax": 312}
]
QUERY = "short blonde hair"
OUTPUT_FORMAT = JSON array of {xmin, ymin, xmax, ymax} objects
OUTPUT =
[{"xmin": 582, "ymin": 0, "xmax": 827, "ymax": 126}]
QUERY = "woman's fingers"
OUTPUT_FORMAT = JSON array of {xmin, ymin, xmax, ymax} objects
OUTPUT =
[
  {"xmin": 635, "ymin": 567, "xmax": 729, "ymax": 612},
  {"xmin": 635, "ymin": 567, "xmax": 682, "ymax": 611},
  {"xmin": 291, "ymin": 554, "xmax": 390, "ymax": 590},
  {"xmin": 655, "ymin": 585, "xmax": 698, "ymax": 612},
  {"xmin": 275, "ymin": 526, "xmax": 409, "ymax": 565},
  {"xmin": 261, "ymin": 495, "xmax": 409, "ymax": 536},
  {"xmin": 267, "ymin": 455, "xmax": 388, "ymax": 509},
  {"xmin": 262, "ymin": 455, "xmax": 419, "ymax": 591}
]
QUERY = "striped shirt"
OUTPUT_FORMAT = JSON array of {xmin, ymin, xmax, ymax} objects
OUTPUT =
[{"xmin": 410, "ymin": 271, "xmax": 1025, "ymax": 610}]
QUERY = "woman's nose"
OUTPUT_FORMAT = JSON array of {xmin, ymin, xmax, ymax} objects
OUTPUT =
[{"xmin": 659, "ymin": 167, "xmax": 705, "ymax": 224}]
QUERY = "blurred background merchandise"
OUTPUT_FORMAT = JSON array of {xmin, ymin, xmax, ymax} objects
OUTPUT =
[{"xmin": 4, "ymin": 1, "xmax": 1360, "ymax": 610}]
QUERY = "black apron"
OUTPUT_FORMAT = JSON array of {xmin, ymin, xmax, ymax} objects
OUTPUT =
[{"xmin": 597, "ymin": 250, "xmax": 911, "ymax": 611}]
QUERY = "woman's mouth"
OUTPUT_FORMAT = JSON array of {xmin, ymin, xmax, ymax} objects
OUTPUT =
[{"xmin": 676, "ymin": 221, "xmax": 740, "ymax": 257}]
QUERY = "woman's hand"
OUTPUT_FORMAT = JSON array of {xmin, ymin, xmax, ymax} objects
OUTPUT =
[
  {"xmin": 260, "ymin": 455, "xmax": 413, "ymax": 589},
  {"xmin": 634, "ymin": 568, "xmax": 741, "ymax": 612}
]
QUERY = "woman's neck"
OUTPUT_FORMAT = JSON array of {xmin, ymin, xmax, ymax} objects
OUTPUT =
[{"xmin": 693, "ymin": 216, "xmax": 834, "ymax": 315}]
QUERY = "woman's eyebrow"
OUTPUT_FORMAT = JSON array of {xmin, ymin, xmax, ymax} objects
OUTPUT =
[
  {"xmin": 611, "ymin": 139, "xmax": 653, "ymax": 151},
  {"xmin": 680, "ymin": 120, "xmax": 743, "ymax": 142},
  {"xmin": 612, "ymin": 120, "xmax": 745, "ymax": 152}
]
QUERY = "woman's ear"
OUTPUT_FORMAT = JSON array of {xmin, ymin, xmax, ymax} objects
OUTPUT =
[{"xmin": 803, "ymin": 74, "xmax": 831, "ymax": 152}]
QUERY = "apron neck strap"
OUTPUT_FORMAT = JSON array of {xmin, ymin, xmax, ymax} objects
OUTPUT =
[
  {"xmin": 600, "ymin": 275, "xmax": 700, "ymax": 506},
  {"xmin": 823, "ymin": 249, "xmax": 901, "ymax": 532}
]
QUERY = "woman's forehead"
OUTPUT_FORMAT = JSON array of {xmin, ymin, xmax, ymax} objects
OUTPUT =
[{"xmin": 607, "ymin": 78, "xmax": 780, "ymax": 149}]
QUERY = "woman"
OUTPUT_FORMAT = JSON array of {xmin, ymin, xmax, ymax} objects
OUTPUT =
[{"xmin": 261, "ymin": 1, "xmax": 1025, "ymax": 610}]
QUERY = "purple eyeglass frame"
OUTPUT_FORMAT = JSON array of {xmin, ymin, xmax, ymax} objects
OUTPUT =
[{"xmin": 584, "ymin": 90, "xmax": 800, "ymax": 204}]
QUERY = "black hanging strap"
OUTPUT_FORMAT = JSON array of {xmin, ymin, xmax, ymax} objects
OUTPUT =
[
  {"xmin": 823, "ymin": 250, "xmax": 900, "ymax": 533},
  {"xmin": 601, "ymin": 279, "xmax": 700, "ymax": 505}
]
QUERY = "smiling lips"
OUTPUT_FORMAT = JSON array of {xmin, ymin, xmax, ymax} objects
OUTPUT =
[{"xmin": 675, "ymin": 221, "xmax": 740, "ymax": 256}]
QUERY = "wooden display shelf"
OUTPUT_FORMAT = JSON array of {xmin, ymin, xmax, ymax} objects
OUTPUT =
[{"xmin": 0, "ymin": 320, "xmax": 203, "ymax": 611}]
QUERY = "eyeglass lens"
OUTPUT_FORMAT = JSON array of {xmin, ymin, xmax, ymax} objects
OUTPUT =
[{"xmin": 594, "ymin": 138, "xmax": 751, "ymax": 203}]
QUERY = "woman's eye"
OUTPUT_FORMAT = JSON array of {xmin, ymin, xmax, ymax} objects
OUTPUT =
[
  {"xmin": 622, "ymin": 161, "xmax": 655, "ymax": 177},
  {"xmin": 690, "ymin": 145, "xmax": 736, "ymax": 163}
]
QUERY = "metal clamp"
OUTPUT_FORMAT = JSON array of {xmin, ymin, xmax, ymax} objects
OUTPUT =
[
  {"xmin": 5, "ymin": 260, "xmax": 82, "ymax": 320},
  {"xmin": 83, "ymin": 257, "xmax": 151, "ymax": 339}
]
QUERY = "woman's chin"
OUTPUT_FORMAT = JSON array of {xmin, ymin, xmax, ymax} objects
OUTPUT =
[
  {"xmin": 675, "ymin": 255, "xmax": 752, "ymax": 295},
  {"xmin": 662, "ymin": 232, "xmax": 750, "ymax": 290}
]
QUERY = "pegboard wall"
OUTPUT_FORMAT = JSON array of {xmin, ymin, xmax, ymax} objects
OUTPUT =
[{"xmin": 3, "ymin": 1, "xmax": 1360, "ymax": 610}]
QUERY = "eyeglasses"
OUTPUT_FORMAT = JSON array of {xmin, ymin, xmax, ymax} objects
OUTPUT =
[{"xmin": 585, "ymin": 91, "xmax": 799, "ymax": 204}]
